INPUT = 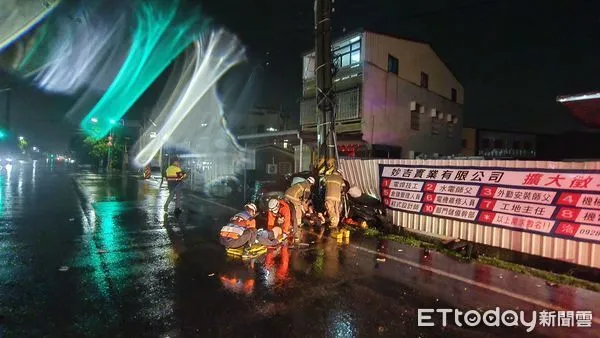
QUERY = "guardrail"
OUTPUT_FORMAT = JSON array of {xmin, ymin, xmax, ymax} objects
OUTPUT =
[{"xmin": 340, "ymin": 158, "xmax": 600, "ymax": 268}]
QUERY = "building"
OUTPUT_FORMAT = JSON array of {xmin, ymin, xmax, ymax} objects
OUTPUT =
[
  {"xmin": 230, "ymin": 107, "xmax": 289, "ymax": 136},
  {"xmin": 299, "ymin": 29, "xmax": 464, "ymax": 161},
  {"xmin": 461, "ymin": 128, "xmax": 537, "ymax": 159}
]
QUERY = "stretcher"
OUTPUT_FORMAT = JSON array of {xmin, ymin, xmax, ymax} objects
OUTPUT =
[{"xmin": 226, "ymin": 244, "xmax": 268, "ymax": 259}]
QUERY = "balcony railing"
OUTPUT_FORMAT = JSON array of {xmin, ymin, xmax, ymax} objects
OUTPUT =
[{"xmin": 300, "ymin": 87, "xmax": 360, "ymax": 125}]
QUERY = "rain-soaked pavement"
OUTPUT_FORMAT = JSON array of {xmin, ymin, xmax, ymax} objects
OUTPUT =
[{"xmin": 0, "ymin": 162, "xmax": 599, "ymax": 337}]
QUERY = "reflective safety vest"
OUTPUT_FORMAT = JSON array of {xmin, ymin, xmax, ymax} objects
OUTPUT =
[
  {"xmin": 324, "ymin": 172, "xmax": 346, "ymax": 202},
  {"xmin": 220, "ymin": 211, "xmax": 255, "ymax": 240},
  {"xmin": 220, "ymin": 224, "xmax": 246, "ymax": 240},
  {"xmin": 285, "ymin": 181, "xmax": 311, "ymax": 204},
  {"xmin": 230, "ymin": 211, "xmax": 256, "ymax": 229},
  {"xmin": 165, "ymin": 165, "xmax": 186, "ymax": 181}
]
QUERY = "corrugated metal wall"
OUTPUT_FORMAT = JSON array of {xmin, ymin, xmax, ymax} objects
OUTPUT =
[{"xmin": 340, "ymin": 158, "xmax": 600, "ymax": 269}]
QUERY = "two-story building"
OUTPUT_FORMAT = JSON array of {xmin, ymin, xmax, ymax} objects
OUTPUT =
[{"xmin": 299, "ymin": 29, "xmax": 464, "ymax": 161}]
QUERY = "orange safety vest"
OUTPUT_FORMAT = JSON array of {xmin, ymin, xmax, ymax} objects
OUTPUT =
[{"xmin": 220, "ymin": 211, "xmax": 255, "ymax": 240}]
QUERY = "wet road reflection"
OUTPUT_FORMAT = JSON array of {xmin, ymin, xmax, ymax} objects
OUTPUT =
[{"xmin": 0, "ymin": 167, "xmax": 598, "ymax": 337}]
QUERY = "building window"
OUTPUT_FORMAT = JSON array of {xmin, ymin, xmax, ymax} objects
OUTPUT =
[
  {"xmin": 431, "ymin": 117, "xmax": 441, "ymax": 135},
  {"xmin": 388, "ymin": 55, "xmax": 399, "ymax": 74},
  {"xmin": 447, "ymin": 124, "xmax": 454, "ymax": 138},
  {"xmin": 410, "ymin": 110, "xmax": 419, "ymax": 130},
  {"xmin": 420, "ymin": 72, "xmax": 429, "ymax": 89},
  {"xmin": 333, "ymin": 36, "xmax": 361, "ymax": 69},
  {"xmin": 482, "ymin": 138, "xmax": 491, "ymax": 149},
  {"xmin": 451, "ymin": 88, "xmax": 457, "ymax": 102}
]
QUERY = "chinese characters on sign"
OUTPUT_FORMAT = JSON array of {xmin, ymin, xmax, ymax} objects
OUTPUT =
[{"xmin": 380, "ymin": 165, "xmax": 600, "ymax": 243}]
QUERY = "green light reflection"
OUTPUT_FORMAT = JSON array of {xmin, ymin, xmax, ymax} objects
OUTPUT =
[{"xmin": 81, "ymin": 0, "xmax": 208, "ymax": 139}]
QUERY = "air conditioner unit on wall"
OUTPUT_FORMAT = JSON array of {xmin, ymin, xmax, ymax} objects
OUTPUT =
[
  {"xmin": 410, "ymin": 101, "xmax": 418, "ymax": 111},
  {"xmin": 266, "ymin": 164, "xmax": 277, "ymax": 174},
  {"xmin": 430, "ymin": 108, "xmax": 437, "ymax": 117}
]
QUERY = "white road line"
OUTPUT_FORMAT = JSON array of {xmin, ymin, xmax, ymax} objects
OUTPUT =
[{"xmin": 350, "ymin": 244, "xmax": 600, "ymax": 324}]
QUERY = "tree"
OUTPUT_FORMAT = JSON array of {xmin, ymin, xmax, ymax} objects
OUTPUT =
[{"xmin": 84, "ymin": 135, "xmax": 123, "ymax": 169}]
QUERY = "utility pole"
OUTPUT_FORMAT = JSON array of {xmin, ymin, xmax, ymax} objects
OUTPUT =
[{"xmin": 314, "ymin": 0, "xmax": 336, "ymax": 175}]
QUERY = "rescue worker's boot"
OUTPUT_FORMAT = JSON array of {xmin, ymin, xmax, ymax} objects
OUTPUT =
[{"xmin": 330, "ymin": 227, "xmax": 343, "ymax": 240}]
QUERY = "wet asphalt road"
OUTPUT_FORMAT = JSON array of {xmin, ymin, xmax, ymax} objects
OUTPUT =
[{"xmin": 0, "ymin": 162, "xmax": 599, "ymax": 337}]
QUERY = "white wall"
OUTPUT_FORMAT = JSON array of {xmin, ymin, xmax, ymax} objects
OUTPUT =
[{"xmin": 361, "ymin": 64, "xmax": 463, "ymax": 157}]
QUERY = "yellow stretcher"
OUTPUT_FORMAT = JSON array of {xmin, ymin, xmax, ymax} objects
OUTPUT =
[{"xmin": 226, "ymin": 244, "xmax": 268, "ymax": 259}]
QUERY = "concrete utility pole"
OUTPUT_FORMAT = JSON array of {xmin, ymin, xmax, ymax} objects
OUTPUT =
[{"xmin": 314, "ymin": 0, "xmax": 336, "ymax": 174}]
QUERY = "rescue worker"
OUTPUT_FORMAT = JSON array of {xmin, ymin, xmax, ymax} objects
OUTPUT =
[
  {"xmin": 323, "ymin": 168, "xmax": 347, "ymax": 231},
  {"xmin": 267, "ymin": 198, "xmax": 292, "ymax": 236},
  {"xmin": 219, "ymin": 203, "xmax": 258, "ymax": 253},
  {"xmin": 284, "ymin": 176, "xmax": 315, "ymax": 239},
  {"xmin": 163, "ymin": 160, "xmax": 187, "ymax": 212}
]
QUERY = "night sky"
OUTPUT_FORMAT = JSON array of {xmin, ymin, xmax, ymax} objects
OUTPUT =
[{"xmin": 3, "ymin": 0, "xmax": 600, "ymax": 151}]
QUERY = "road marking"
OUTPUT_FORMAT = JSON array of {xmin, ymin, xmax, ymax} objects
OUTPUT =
[{"xmin": 350, "ymin": 244, "xmax": 600, "ymax": 324}]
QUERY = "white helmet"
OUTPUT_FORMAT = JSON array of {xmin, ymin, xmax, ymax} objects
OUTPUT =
[
  {"xmin": 244, "ymin": 203, "xmax": 257, "ymax": 213},
  {"xmin": 268, "ymin": 199, "xmax": 279, "ymax": 212},
  {"xmin": 306, "ymin": 177, "xmax": 315, "ymax": 185}
]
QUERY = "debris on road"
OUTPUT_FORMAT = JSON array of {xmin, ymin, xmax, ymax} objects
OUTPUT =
[{"xmin": 59, "ymin": 266, "xmax": 69, "ymax": 272}]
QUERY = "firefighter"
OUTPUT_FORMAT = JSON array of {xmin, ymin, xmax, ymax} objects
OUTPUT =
[
  {"xmin": 163, "ymin": 159, "xmax": 187, "ymax": 212},
  {"xmin": 323, "ymin": 168, "xmax": 347, "ymax": 231},
  {"xmin": 219, "ymin": 203, "xmax": 259, "ymax": 253},
  {"xmin": 284, "ymin": 176, "xmax": 315, "ymax": 239},
  {"xmin": 267, "ymin": 198, "xmax": 292, "ymax": 236}
]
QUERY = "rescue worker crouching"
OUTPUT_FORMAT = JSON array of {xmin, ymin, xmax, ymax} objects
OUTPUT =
[
  {"xmin": 267, "ymin": 198, "xmax": 292, "ymax": 238},
  {"xmin": 220, "ymin": 203, "xmax": 259, "ymax": 254},
  {"xmin": 284, "ymin": 176, "xmax": 315, "ymax": 241},
  {"xmin": 323, "ymin": 168, "xmax": 347, "ymax": 232},
  {"xmin": 163, "ymin": 160, "xmax": 187, "ymax": 213}
]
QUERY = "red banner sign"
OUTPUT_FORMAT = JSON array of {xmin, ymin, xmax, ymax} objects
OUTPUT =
[{"xmin": 379, "ymin": 164, "xmax": 600, "ymax": 243}]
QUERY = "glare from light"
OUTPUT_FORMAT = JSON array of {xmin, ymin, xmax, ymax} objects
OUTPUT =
[
  {"xmin": 266, "ymin": 127, "xmax": 277, "ymax": 132},
  {"xmin": 80, "ymin": 0, "xmax": 206, "ymax": 140},
  {"xmin": 32, "ymin": 146, "xmax": 38, "ymax": 151},
  {"xmin": 91, "ymin": 117, "xmax": 98, "ymax": 123},
  {"xmin": 109, "ymin": 119, "xmax": 116, "ymax": 125},
  {"xmin": 557, "ymin": 92, "xmax": 600, "ymax": 103},
  {"xmin": 133, "ymin": 29, "xmax": 246, "ymax": 169},
  {"xmin": 200, "ymin": 123, "xmax": 208, "ymax": 127},
  {"xmin": 18, "ymin": 136, "xmax": 24, "ymax": 141},
  {"xmin": 149, "ymin": 131, "xmax": 157, "ymax": 138},
  {"xmin": 25, "ymin": 2, "xmax": 129, "ymax": 95}
]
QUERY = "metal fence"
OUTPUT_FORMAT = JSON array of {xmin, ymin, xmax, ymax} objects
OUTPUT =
[
  {"xmin": 339, "ymin": 158, "xmax": 600, "ymax": 269},
  {"xmin": 300, "ymin": 88, "xmax": 361, "ymax": 125}
]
